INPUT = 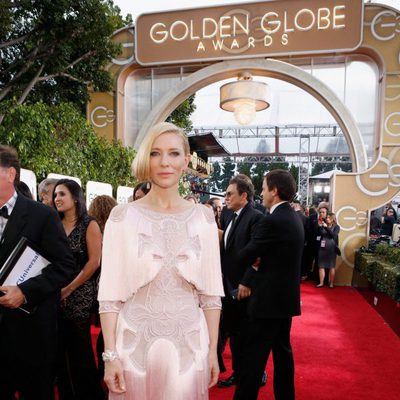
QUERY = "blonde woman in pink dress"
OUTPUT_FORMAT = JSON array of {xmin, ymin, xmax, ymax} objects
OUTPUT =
[{"xmin": 98, "ymin": 122, "xmax": 224, "ymax": 400}]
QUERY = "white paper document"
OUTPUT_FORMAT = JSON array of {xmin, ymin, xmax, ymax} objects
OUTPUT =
[{"xmin": 2, "ymin": 246, "xmax": 48, "ymax": 286}]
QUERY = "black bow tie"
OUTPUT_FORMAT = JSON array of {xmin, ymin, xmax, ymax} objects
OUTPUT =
[{"xmin": 0, "ymin": 206, "xmax": 9, "ymax": 219}]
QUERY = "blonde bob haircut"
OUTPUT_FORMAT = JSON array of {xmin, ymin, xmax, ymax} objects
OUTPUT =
[{"xmin": 132, "ymin": 122, "xmax": 190, "ymax": 181}]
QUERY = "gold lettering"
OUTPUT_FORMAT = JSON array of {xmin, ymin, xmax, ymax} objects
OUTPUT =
[
  {"xmin": 333, "ymin": 5, "xmax": 346, "ymax": 29},
  {"xmin": 219, "ymin": 16, "xmax": 232, "ymax": 38},
  {"xmin": 294, "ymin": 9, "xmax": 315, "ymax": 32},
  {"xmin": 283, "ymin": 11, "xmax": 294, "ymax": 33},
  {"xmin": 231, "ymin": 39, "xmax": 240, "ymax": 49},
  {"xmin": 190, "ymin": 20, "xmax": 200, "ymax": 40},
  {"xmin": 264, "ymin": 35, "xmax": 273, "ymax": 47},
  {"xmin": 318, "ymin": 8, "xmax": 331, "ymax": 30},
  {"xmin": 213, "ymin": 39, "xmax": 224, "ymax": 50},
  {"xmin": 170, "ymin": 20, "xmax": 189, "ymax": 41},
  {"xmin": 203, "ymin": 18, "xmax": 218, "ymax": 39},
  {"xmin": 197, "ymin": 41, "xmax": 206, "ymax": 52},
  {"xmin": 248, "ymin": 36, "xmax": 255, "ymax": 48},
  {"xmin": 261, "ymin": 12, "xmax": 280, "ymax": 35},
  {"xmin": 233, "ymin": 14, "xmax": 249, "ymax": 35},
  {"xmin": 150, "ymin": 22, "xmax": 168, "ymax": 44}
]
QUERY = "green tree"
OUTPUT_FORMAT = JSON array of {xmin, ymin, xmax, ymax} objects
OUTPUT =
[
  {"xmin": 252, "ymin": 163, "xmax": 269, "ymax": 196},
  {"xmin": 237, "ymin": 160, "xmax": 253, "ymax": 177},
  {"xmin": 311, "ymin": 158, "xmax": 351, "ymax": 176},
  {"xmin": 311, "ymin": 136, "xmax": 352, "ymax": 174},
  {"xmin": 167, "ymin": 95, "xmax": 196, "ymax": 132},
  {"xmin": 208, "ymin": 161, "xmax": 223, "ymax": 193},
  {"xmin": 289, "ymin": 164, "xmax": 299, "ymax": 186},
  {"xmin": 220, "ymin": 157, "xmax": 236, "ymax": 191},
  {"xmin": 0, "ymin": 0, "xmax": 129, "ymax": 116},
  {"xmin": 0, "ymin": 102, "xmax": 135, "ymax": 190},
  {"xmin": 267, "ymin": 161, "xmax": 289, "ymax": 170},
  {"xmin": 311, "ymin": 161, "xmax": 330, "ymax": 176}
]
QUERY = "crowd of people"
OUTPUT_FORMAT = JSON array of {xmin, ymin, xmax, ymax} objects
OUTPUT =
[
  {"xmin": 369, "ymin": 204, "xmax": 400, "ymax": 240},
  {"xmin": 0, "ymin": 126, "xmax": 343, "ymax": 400}
]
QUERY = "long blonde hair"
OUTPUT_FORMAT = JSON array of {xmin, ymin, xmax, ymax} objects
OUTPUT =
[{"xmin": 132, "ymin": 122, "xmax": 190, "ymax": 181}]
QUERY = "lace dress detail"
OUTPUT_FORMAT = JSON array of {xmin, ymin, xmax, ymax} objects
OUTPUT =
[
  {"xmin": 99, "ymin": 301, "xmax": 123, "ymax": 313},
  {"xmin": 108, "ymin": 206, "xmax": 220, "ymax": 400},
  {"xmin": 198, "ymin": 295, "xmax": 222, "ymax": 310},
  {"xmin": 62, "ymin": 215, "xmax": 96, "ymax": 322}
]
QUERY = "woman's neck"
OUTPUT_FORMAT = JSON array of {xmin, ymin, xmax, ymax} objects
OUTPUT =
[
  {"xmin": 63, "ymin": 209, "xmax": 77, "ymax": 223},
  {"xmin": 139, "ymin": 185, "xmax": 187, "ymax": 211}
]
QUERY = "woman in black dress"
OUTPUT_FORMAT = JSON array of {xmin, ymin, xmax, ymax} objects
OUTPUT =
[
  {"xmin": 53, "ymin": 179, "xmax": 104, "ymax": 400},
  {"xmin": 316, "ymin": 212, "xmax": 340, "ymax": 288}
]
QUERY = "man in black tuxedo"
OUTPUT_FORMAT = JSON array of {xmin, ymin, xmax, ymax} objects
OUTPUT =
[
  {"xmin": 233, "ymin": 170, "xmax": 304, "ymax": 400},
  {"xmin": 0, "ymin": 145, "xmax": 75, "ymax": 400},
  {"xmin": 292, "ymin": 200, "xmax": 309, "ymax": 280},
  {"xmin": 218, "ymin": 174, "xmax": 263, "ymax": 388}
]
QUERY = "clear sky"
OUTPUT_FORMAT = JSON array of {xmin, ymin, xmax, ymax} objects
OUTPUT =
[{"xmin": 113, "ymin": 0, "xmax": 399, "ymax": 18}]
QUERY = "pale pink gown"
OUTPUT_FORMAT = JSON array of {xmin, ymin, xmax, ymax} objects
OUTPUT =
[{"xmin": 98, "ymin": 204, "xmax": 224, "ymax": 400}]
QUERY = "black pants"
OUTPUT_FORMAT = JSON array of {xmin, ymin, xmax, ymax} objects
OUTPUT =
[
  {"xmin": 0, "ymin": 352, "xmax": 55, "ymax": 400},
  {"xmin": 0, "ymin": 319, "xmax": 56, "ymax": 400},
  {"xmin": 0, "ymin": 363, "xmax": 55, "ymax": 400},
  {"xmin": 57, "ymin": 316, "xmax": 104, "ymax": 400},
  {"xmin": 221, "ymin": 296, "xmax": 249, "ymax": 377},
  {"xmin": 234, "ymin": 317, "xmax": 295, "ymax": 400}
]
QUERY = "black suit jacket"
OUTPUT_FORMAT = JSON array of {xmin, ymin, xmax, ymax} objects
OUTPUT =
[
  {"xmin": 221, "ymin": 202, "xmax": 263, "ymax": 293},
  {"xmin": 0, "ymin": 195, "xmax": 75, "ymax": 365},
  {"xmin": 238, "ymin": 202, "xmax": 304, "ymax": 319},
  {"xmin": 220, "ymin": 206, "xmax": 233, "ymax": 231}
]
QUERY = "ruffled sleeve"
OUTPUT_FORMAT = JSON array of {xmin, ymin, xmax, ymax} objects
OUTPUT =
[
  {"xmin": 97, "ymin": 204, "xmax": 162, "ymax": 302},
  {"xmin": 98, "ymin": 204, "xmax": 130, "ymax": 302}
]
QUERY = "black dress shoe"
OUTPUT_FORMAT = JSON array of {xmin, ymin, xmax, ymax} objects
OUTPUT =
[
  {"xmin": 260, "ymin": 371, "xmax": 267, "ymax": 387},
  {"xmin": 217, "ymin": 374, "xmax": 238, "ymax": 388}
]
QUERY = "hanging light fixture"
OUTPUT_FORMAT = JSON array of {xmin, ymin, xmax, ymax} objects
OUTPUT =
[{"xmin": 220, "ymin": 72, "xmax": 270, "ymax": 125}]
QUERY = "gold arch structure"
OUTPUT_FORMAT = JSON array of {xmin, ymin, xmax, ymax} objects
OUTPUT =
[
  {"xmin": 331, "ymin": 4, "xmax": 400, "ymax": 284},
  {"xmin": 88, "ymin": 3, "xmax": 400, "ymax": 285}
]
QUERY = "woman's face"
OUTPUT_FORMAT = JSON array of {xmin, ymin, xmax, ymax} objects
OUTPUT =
[
  {"xmin": 319, "ymin": 208, "xmax": 327, "ymax": 219},
  {"xmin": 54, "ymin": 184, "xmax": 76, "ymax": 213},
  {"xmin": 149, "ymin": 133, "xmax": 189, "ymax": 189},
  {"xmin": 327, "ymin": 215, "xmax": 333, "ymax": 225}
]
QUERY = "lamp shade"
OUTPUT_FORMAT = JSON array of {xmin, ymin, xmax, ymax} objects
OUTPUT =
[
  {"xmin": 220, "ymin": 78, "xmax": 270, "ymax": 125},
  {"xmin": 220, "ymin": 80, "xmax": 270, "ymax": 112}
]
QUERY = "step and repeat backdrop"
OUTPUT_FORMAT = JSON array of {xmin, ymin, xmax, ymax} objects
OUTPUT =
[{"xmin": 21, "ymin": 169, "xmax": 133, "ymax": 207}]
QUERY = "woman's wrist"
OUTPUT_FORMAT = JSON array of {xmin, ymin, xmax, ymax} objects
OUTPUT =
[
  {"xmin": 102, "ymin": 349, "xmax": 120, "ymax": 362},
  {"xmin": 208, "ymin": 344, "xmax": 218, "ymax": 353}
]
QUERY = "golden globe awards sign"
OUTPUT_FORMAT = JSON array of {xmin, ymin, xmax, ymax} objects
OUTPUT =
[{"xmin": 135, "ymin": 0, "xmax": 364, "ymax": 65}]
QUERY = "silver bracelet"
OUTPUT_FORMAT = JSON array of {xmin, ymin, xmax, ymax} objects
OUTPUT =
[{"xmin": 102, "ymin": 349, "xmax": 119, "ymax": 362}]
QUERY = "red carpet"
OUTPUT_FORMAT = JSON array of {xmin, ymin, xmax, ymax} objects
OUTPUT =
[{"xmin": 210, "ymin": 281, "xmax": 400, "ymax": 400}]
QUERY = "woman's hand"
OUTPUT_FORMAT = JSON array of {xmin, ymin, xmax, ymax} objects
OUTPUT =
[
  {"xmin": 104, "ymin": 359, "xmax": 126, "ymax": 394},
  {"xmin": 208, "ymin": 350, "xmax": 220, "ymax": 388},
  {"xmin": 60, "ymin": 286, "xmax": 73, "ymax": 301}
]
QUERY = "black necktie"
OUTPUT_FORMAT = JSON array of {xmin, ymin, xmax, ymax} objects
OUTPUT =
[
  {"xmin": 0, "ymin": 206, "xmax": 8, "ymax": 219},
  {"xmin": 227, "ymin": 212, "xmax": 237, "ymax": 242}
]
